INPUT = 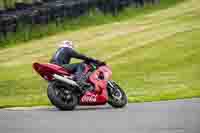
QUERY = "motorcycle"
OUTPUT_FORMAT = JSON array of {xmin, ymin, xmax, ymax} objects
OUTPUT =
[{"xmin": 33, "ymin": 61, "xmax": 127, "ymax": 110}]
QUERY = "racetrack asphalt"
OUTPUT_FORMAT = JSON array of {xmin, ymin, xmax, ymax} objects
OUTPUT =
[{"xmin": 0, "ymin": 98, "xmax": 199, "ymax": 133}]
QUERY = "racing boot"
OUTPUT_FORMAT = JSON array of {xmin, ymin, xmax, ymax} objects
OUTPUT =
[
  {"xmin": 76, "ymin": 80, "xmax": 93, "ymax": 91},
  {"xmin": 73, "ymin": 74, "xmax": 94, "ymax": 92}
]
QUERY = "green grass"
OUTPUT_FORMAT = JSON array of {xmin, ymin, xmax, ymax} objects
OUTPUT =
[
  {"xmin": 0, "ymin": 0, "xmax": 199, "ymax": 107},
  {"xmin": 1, "ymin": 0, "xmax": 184, "ymax": 48}
]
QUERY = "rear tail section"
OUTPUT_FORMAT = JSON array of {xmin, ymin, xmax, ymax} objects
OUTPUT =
[{"xmin": 33, "ymin": 62, "xmax": 69, "ymax": 81}]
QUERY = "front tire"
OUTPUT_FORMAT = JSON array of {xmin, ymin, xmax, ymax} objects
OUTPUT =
[
  {"xmin": 107, "ymin": 80, "xmax": 127, "ymax": 108},
  {"xmin": 47, "ymin": 81, "xmax": 78, "ymax": 110}
]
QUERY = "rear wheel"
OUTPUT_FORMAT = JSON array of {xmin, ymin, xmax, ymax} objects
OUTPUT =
[
  {"xmin": 107, "ymin": 80, "xmax": 127, "ymax": 108},
  {"xmin": 47, "ymin": 81, "xmax": 78, "ymax": 110}
]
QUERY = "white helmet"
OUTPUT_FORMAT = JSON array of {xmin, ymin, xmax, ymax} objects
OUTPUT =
[{"xmin": 59, "ymin": 40, "xmax": 74, "ymax": 49}]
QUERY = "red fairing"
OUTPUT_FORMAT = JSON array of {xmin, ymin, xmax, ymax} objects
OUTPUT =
[
  {"xmin": 33, "ymin": 63, "xmax": 70, "ymax": 81},
  {"xmin": 79, "ymin": 65, "xmax": 112, "ymax": 105},
  {"xmin": 89, "ymin": 66, "xmax": 112, "ymax": 93},
  {"xmin": 33, "ymin": 62, "xmax": 113, "ymax": 106}
]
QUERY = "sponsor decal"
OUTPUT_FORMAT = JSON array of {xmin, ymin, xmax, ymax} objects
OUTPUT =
[{"xmin": 81, "ymin": 95, "xmax": 97, "ymax": 103}]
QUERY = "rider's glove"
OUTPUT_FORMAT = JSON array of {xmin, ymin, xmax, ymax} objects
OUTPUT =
[{"xmin": 96, "ymin": 60, "xmax": 106, "ymax": 66}]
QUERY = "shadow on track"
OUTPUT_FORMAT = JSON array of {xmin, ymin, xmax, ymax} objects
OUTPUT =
[
  {"xmin": 45, "ymin": 105, "xmax": 113, "ymax": 112},
  {"xmin": 2, "ymin": 105, "xmax": 114, "ymax": 112}
]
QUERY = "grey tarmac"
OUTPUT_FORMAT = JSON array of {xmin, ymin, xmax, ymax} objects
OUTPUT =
[{"xmin": 0, "ymin": 98, "xmax": 200, "ymax": 133}]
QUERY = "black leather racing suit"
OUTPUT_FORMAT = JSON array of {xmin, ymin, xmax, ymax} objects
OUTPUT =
[{"xmin": 50, "ymin": 47, "xmax": 100, "ymax": 82}]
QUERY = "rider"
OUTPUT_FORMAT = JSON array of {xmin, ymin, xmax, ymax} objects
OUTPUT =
[{"xmin": 50, "ymin": 40, "xmax": 103, "ymax": 90}]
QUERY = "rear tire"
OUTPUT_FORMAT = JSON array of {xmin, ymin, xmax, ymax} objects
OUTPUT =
[
  {"xmin": 107, "ymin": 80, "xmax": 127, "ymax": 108},
  {"xmin": 47, "ymin": 81, "xmax": 78, "ymax": 110}
]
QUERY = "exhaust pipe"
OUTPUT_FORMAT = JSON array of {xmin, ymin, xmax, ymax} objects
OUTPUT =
[{"xmin": 53, "ymin": 74, "xmax": 78, "ymax": 86}]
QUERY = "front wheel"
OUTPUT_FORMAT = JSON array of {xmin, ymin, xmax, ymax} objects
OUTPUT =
[
  {"xmin": 107, "ymin": 80, "xmax": 127, "ymax": 108},
  {"xmin": 47, "ymin": 81, "xmax": 78, "ymax": 110}
]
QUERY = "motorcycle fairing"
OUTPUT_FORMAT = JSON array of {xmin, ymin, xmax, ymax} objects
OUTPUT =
[{"xmin": 79, "ymin": 66, "xmax": 112, "ymax": 105}]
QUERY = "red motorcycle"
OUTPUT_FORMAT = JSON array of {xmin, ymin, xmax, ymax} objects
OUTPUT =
[{"xmin": 33, "ymin": 62, "xmax": 127, "ymax": 110}]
